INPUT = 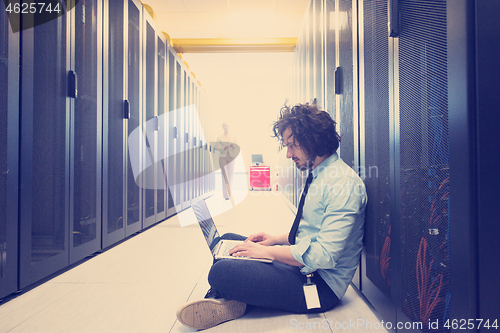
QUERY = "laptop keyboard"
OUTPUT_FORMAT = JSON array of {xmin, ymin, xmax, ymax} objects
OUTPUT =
[{"xmin": 219, "ymin": 240, "xmax": 245, "ymax": 258}]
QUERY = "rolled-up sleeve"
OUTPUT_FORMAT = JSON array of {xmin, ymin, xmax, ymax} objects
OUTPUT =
[{"xmin": 290, "ymin": 176, "xmax": 365, "ymax": 274}]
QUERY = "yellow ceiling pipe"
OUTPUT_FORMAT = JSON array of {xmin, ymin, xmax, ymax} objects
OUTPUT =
[
  {"xmin": 162, "ymin": 32, "xmax": 172, "ymax": 46},
  {"xmin": 142, "ymin": 4, "xmax": 157, "ymax": 23},
  {"xmin": 172, "ymin": 37, "xmax": 298, "ymax": 53},
  {"xmin": 183, "ymin": 61, "xmax": 189, "ymax": 70}
]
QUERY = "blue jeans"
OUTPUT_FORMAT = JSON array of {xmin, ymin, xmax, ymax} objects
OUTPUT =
[{"xmin": 208, "ymin": 233, "xmax": 340, "ymax": 314}]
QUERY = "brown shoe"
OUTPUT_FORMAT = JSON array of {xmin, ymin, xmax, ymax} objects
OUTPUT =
[{"xmin": 176, "ymin": 298, "xmax": 246, "ymax": 330}]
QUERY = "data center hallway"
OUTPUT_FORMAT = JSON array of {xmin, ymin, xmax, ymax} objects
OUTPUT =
[{"xmin": 0, "ymin": 191, "xmax": 385, "ymax": 333}]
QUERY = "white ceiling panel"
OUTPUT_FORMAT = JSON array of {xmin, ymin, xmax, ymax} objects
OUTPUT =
[
  {"xmin": 227, "ymin": 0, "xmax": 275, "ymax": 12},
  {"xmin": 181, "ymin": 0, "xmax": 229, "ymax": 13},
  {"xmin": 144, "ymin": 0, "xmax": 311, "ymax": 39},
  {"xmin": 143, "ymin": 0, "xmax": 187, "ymax": 13},
  {"xmin": 155, "ymin": 12, "xmax": 229, "ymax": 38},
  {"xmin": 274, "ymin": 0, "xmax": 310, "ymax": 12}
]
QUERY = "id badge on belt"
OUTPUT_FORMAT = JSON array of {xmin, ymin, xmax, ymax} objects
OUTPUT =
[{"xmin": 303, "ymin": 273, "xmax": 321, "ymax": 309}]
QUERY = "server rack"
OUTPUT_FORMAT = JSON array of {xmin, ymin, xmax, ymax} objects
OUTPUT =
[
  {"xmin": 186, "ymin": 75, "xmax": 193, "ymax": 206},
  {"xmin": 125, "ymin": 0, "xmax": 143, "ymax": 237},
  {"xmin": 142, "ymin": 9, "xmax": 158, "ymax": 228},
  {"xmin": 69, "ymin": 0, "xmax": 103, "ymax": 264},
  {"xmin": 167, "ymin": 47, "xmax": 179, "ymax": 215},
  {"xmin": 175, "ymin": 60, "xmax": 184, "ymax": 211},
  {"xmin": 358, "ymin": 0, "xmax": 396, "ymax": 325},
  {"xmin": 19, "ymin": 4, "xmax": 71, "ymax": 287},
  {"xmin": 0, "ymin": 5, "xmax": 19, "ymax": 298},
  {"xmin": 156, "ymin": 34, "xmax": 167, "ymax": 223},
  {"xmin": 102, "ymin": 0, "xmax": 127, "ymax": 248},
  {"xmin": 0, "ymin": 0, "xmax": 212, "ymax": 300}
]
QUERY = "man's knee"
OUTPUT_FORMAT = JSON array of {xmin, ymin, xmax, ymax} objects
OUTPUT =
[
  {"xmin": 220, "ymin": 233, "xmax": 246, "ymax": 241},
  {"xmin": 208, "ymin": 260, "xmax": 232, "ymax": 292}
]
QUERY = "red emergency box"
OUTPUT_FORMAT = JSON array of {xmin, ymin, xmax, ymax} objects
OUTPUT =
[{"xmin": 249, "ymin": 166, "xmax": 271, "ymax": 191}]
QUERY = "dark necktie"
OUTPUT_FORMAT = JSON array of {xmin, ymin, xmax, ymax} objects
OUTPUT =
[{"xmin": 288, "ymin": 172, "xmax": 314, "ymax": 245}]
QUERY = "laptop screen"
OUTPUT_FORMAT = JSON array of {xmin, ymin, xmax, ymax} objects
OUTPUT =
[{"xmin": 192, "ymin": 199, "xmax": 220, "ymax": 253}]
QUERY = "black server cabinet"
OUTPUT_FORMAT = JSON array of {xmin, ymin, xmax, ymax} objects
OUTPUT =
[
  {"xmin": 190, "ymin": 80, "xmax": 195, "ymax": 202},
  {"xmin": 181, "ymin": 69, "xmax": 189, "ymax": 210},
  {"xmin": 19, "ymin": 5, "xmax": 70, "ymax": 287},
  {"xmin": 359, "ymin": 0, "xmax": 396, "ymax": 325},
  {"xmin": 177, "ymin": 60, "xmax": 183, "ymax": 210},
  {"xmin": 19, "ymin": 0, "xmax": 103, "ymax": 286},
  {"xmin": 195, "ymin": 85, "xmax": 202, "ymax": 198},
  {"xmin": 0, "ymin": 6, "xmax": 20, "ymax": 299},
  {"xmin": 102, "ymin": 0, "xmax": 126, "ymax": 247},
  {"xmin": 395, "ymin": 0, "xmax": 450, "ymax": 329},
  {"xmin": 324, "ymin": 0, "xmax": 336, "ymax": 120},
  {"xmin": 190, "ymin": 79, "xmax": 196, "ymax": 201},
  {"xmin": 337, "ymin": 0, "xmax": 357, "ymax": 172},
  {"xmin": 125, "ymin": 0, "xmax": 143, "ymax": 236},
  {"xmin": 102, "ymin": 0, "xmax": 142, "ymax": 247},
  {"xmin": 167, "ymin": 48, "xmax": 178, "ymax": 215},
  {"xmin": 142, "ymin": 13, "xmax": 157, "ymax": 228},
  {"xmin": 312, "ymin": 0, "xmax": 323, "ymax": 107},
  {"xmin": 156, "ymin": 35, "xmax": 167, "ymax": 223},
  {"xmin": 185, "ymin": 75, "xmax": 192, "ymax": 206},
  {"xmin": 201, "ymin": 93, "xmax": 211, "ymax": 196},
  {"xmin": 174, "ymin": 59, "xmax": 183, "ymax": 211},
  {"xmin": 360, "ymin": 0, "xmax": 500, "ymax": 330},
  {"xmin": 448, "ymin": 0, "xmax": 500, "ymax": 326},
  {"xmin": 69, "ymin": 0, "xmax": 103, "ymax": 264}
]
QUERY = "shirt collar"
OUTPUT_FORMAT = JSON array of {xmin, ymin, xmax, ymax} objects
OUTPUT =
[{"xmin": 310, "ymin": 152, "xmax": 338, "ymax": 179}]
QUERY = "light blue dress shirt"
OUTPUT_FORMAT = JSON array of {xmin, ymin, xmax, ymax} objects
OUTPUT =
[{"xmin": 290, "ymin": 153, "xmax": 367, "ymax": 299}]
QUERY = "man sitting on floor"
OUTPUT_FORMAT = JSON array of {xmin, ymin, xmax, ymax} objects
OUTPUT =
[{"xmin": 176, "ymin": 102, "xmax": 367, "ymax": 330}]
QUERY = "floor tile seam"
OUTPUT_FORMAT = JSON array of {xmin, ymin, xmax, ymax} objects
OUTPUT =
[{"xmin": 0, "ymin": 284, "xmax": 81, "ymax": 333}]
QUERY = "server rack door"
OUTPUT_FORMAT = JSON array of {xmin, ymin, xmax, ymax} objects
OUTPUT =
[
  {"xmin": 102, "ymin": 0, "xmax": 127, "ymax": 248},
  {"xmin": 324, "ymin": 0, "xmax": 337, "ymax": 119},
  {"xmin": 185, "ymin": 76, "xmax": 192, "ymax": 204},
  {"xmin": 195, "ymin": 86, "xmax": 201, "ymax": 197},
  {"xmin": 396, "ymin": 0, "xmax": 450, "ymax": 328},
  {"xmin": 202, "ymin": 95, "xmax": 210, "ymax": 195},
  {"xmin": 191, "ymin": 81, "xmax": 197, "ymax": 200},
  {"xmin": 189, "ymin": 79, "xmax": 195, "ymax": 202},
  {"xmin": 19, "ymin": 10, "xmax": 70, "ymax": 288},
  {"xmin": 447, "ymin": 0, "xmax": 482, "ymax": 323},
  {"xmin": 156, "ymin": 36, "xmax": 167, "ymax": 222},
  {"xmin": 204, "ymin": 93, "xmax": 209, "ymax": 195},
  {"xmin": 181, "ymin": 69, "xmax": 189, "ymax": 210},
  {"xmin": 167, "ymin": 49, "xmax": 177, "ymax": 215},
  {"xmin": 359, "ymin": 0, "xmax": 397, "ymax": 326},
  {"xmin": 195, "ymin": 86, "xmax": 202, "ymax": 198},
  {"xmin": 198, "ymin": 87, "xmax": 204, "ymax": 198},
  {"xmin": 142, "ymin": 15, "xmax": 157, "ymax": 228},
  {"xmin": 312, "ymin": 0, "xmax": 323, "ymax": 106},
  {"xmin": 305, "ymin": 2, "xmax": 313, "ymax": 102},
  {"xmin": 175, "ymin": 60, "xmax": 183, "ymax": 211},
  {"xmin": 0, "ymin": 7, "xmax": 20, "ymax": 298},
  {"xmin": 69, "ymin": 0, "xmax": 103, "ymax": 264},
  {"xmin": 190, "ymin": 79, "xmax": 195, "ymax": 202},
  {"xmin": 125, "ymin": 0, "xmax": 143, "ymax": 236},
  {"xmin": 337, "ymin": 0, "xmax": 356, "ymax": 170},
  {"xmin": 299, "ymin": 21, "xmax": 307, "ymax": 103}
]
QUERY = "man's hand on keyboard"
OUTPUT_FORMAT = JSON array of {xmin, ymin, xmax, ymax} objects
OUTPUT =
[{"xmin": 229, "ymin": 241, "xmax": 273, "ymax": 260}]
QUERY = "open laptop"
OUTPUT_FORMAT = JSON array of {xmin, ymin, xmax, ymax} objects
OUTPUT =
[{"xmin": 192, "ymin": 199, "xmax": 273, "ymax": 263}]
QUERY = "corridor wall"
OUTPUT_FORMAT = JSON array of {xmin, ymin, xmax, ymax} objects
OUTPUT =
[{"xmin": 0, "ymin": 0, "xmax": 213, "ymax": 300}]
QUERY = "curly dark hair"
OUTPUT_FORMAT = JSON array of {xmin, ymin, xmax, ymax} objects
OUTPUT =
[{"xmin": 271, "ymin": 102, "xmax": 341, "ymax": 159}]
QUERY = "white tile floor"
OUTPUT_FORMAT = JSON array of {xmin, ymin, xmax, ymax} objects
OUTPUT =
[{"xmin": 0, "ymin": 188, "xmax": 387, "ymax": 333}]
